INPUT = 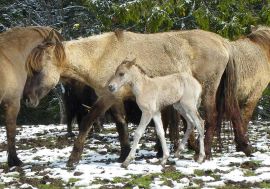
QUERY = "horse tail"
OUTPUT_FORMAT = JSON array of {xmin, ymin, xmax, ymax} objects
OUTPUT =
[{"xmin": 216, "ymin": 49, "xmax": 242, "ymax": 126}]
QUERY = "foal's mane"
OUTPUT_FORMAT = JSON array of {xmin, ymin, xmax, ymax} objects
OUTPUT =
[
  {"xmin": 26, "ymin": 30, "xmax": 66, "ymax": 76},
  {"xmin": 247, "ymin": 26, "xmax": 270, "ymax": 50},
  {"xmin": 121, "ymin": 60, "xmax": 153, "ymax": 78}
]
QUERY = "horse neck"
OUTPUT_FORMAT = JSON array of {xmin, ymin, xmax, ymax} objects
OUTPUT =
[
  {"xmin": 60, "ymin": 41, "xmax": 93, "ymax": 87},
  {"xmin": 129, "ymin": 68, "xmax": 151, "ymax": 96},
  {"xmin": 61, "ymin": 34, "xmax": 117, "ymax": 88}
]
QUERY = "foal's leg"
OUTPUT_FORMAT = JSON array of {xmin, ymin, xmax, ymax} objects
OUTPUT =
[
  {"xmin": 67, "ymin": 96, "xmax": 115, "ymax": 167},
  {"xmin": 175, "ymin": 120, "xmax": 194, "ymax": 158},
  {"xmin": 110, "ymin": 103, "xmax": 131, "ymax": 162},
  {"xmin": 190, "ymin": 111, "xmax": 205, "ymax": 163},
  {"xmin": 181, "ymin": 116, "xmax": 198, "ymax": 152},
  {"xmin": 122, "ymin": 111, "xmax": 152, "ymax": 168},
  {"xmin": 3, "ymin": 98, "xmax": 22, "ymax": 167},
  {"xmin": 173, "ymin": 104, "xmax": 194, "ymax": 157},
  {"xmin": 153, "ymin": 112, "xmax": 169, "ymax": 166},
  {"xmin": 174, "ymin": 103, "xmax": 205, "ymax": 163}
]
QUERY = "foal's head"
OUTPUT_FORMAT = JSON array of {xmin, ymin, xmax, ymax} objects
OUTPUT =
[
  {"xmin": 24, "ymin": 29, "xmax": 66, "ymax": 107},
  {"xmin": 108, "ymin": 59, "xmax": 138, "ymax": 93}
]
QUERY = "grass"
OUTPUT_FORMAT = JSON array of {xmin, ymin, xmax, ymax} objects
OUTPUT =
[
  {"xmin": 37, "ymin": 184, "xmax": 63, "ymax": 189},
  {"xmin": 240, "ymin": 160, "xmax": 262, "ymax": 170},
  {"xmin": 193, "ymin": 169, "xmax": 221, "ymax": 181},
  {"xmin": 244, "ymin": 170, "xmax": 256, "ymax": 177},
  {"xmin": 68, "ymin": 178, "xmax": 81, "ymax": 184},
  {"xmin": 109, "ymin": 169, "xmax": 184, "ymax": 189},
  {"xmin": 259, "ymin": 181, "xmax": 270, "ymax": 188},
  {"xmin": 194, "ymin": 169, "xmax": 204, "ymax": 176},
  {"xmin": 217, "ymin": 185, "xmax": 246, "ymax": 189}
]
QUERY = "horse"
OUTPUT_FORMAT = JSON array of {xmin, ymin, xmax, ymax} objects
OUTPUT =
[
  {"xmin": 61, "ymin": 78, "xmax": 183, "ymax": 157},
  {"xmin": 108, "ymin": 59, "xmax": 205, "ymax": 168},
  {"xmin": 62, "ymin": 79, "xmax": 104, "ymax": 137},
  {"xmin": 216, "ymin": 25, "xmax": 270, "ymax": 151},
  {"xmin": 0, "ymin": 26, "xmax": 63, "ymax": 167},
  {"xmin": 24, "ymin": 29, "xmax": 242, "ymax": 167}
]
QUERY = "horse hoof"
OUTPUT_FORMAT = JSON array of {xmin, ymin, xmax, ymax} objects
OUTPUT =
[
  {"xmin": 161, "ymin": 159, "xmax": 168, "ymax": 167},
  {"xmin": 196, "ymin": 155, "xmax": 205, "ymax": 163},
  {"xmin": 66, "ymin": 158, "xmax": 79, "ymax": 168},
  {"xmin": 174, "ymin": 151, "xmax": 180, "ymax": 159},
  {"xmin": 66, "ymin": 132, "xmax": 76, "ymax": 138},
  {"xmin": 243, "ymin": 146, "xmax": 253, "ymax": 157},
  {"xmin": 121, "ymin": 161, "xmax": 129, "ymax": 168},
  {"xmin": 8, "ymin": 156, "xmax": 23, "ymax": 167},
  {"xmin": 203, "ymin": 150, "xmax": 212, "ymax": 160},
  {"xmin": 118, "ymin": 146, "xmax": 131, "ymax": 163},
  {"xmin": 156, "ymin": 150, "xmax": 163, "ymax": 158},
  {"xmin": 236, "ymin": 144, "xmax": 253, "ymax": 157}
]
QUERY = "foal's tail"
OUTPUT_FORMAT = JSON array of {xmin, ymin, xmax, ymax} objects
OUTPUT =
[{"xmin": 216, "ymin": 50, "xmax": 242, "ymax": 126}]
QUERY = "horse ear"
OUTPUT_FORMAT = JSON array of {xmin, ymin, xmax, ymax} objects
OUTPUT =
[
  {"xmin": 47, "ymin": 29, "xmax": 55, "ymax": 41},
  {"xmin": 251, "ymin": 25, "xmax": 258, "ymax": 32},
  {"xmin": 131, "ymin": 58, "xmax": 136, "ymax": 64}
]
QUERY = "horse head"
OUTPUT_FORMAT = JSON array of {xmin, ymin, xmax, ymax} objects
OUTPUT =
[
  {"xmin": 24, "ymin": 29, "xmax": 66, "ymax": 107},
  {"xmin": 108, "ymin": 58, "xmax": 139, "ymax": 93}
]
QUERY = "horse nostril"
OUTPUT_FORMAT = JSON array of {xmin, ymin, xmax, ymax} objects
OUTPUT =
[{"xmin": 108, "ymin": 84, "xmax": 115, "ymax": 92}]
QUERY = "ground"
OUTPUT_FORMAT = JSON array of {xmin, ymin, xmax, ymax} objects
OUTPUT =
[{"xmin": 0, "ymin": 121, "xmax": 270, "ymax": 189}]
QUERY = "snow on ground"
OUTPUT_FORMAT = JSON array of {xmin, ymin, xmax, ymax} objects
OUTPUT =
[{"xmin": 0, "ymin": 121, "xmax": 270, "ymax": 188}]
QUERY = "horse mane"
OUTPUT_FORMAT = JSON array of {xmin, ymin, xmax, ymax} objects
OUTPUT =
[
  {"xmin": 26, "ymin": 37, "xmax": 66, "ymax": 76},
  {"xmin": 247, "ymin": 27, "xmax": 270, "ymax": 51},
  {"xmin": 0, "ymin": 26, "xmax": 53, "ymax": 43},
  {"xmin": 114, "ymin": 29, "xmax": 124, "ymax": 40},
  {"xmin": 121, "ymin": 60, "xmax": 153, "ymax": 78}
]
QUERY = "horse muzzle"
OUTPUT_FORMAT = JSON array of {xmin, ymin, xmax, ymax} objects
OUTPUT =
[
  {"xmin": 25, "ymin": 96, "xmax": 40, "ymax": 108},
  {"xmin": 108, "ymin": 84, "xmax": 116, "ymax": 92}
]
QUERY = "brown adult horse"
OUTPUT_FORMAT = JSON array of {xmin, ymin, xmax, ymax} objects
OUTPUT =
[
  {"xmin": 0, "ymin": 26, "xmax": 63, "ymax": 167},
  {"xmin": 24, "ymin": 29, "xmax": 245, "ymax": 167}
]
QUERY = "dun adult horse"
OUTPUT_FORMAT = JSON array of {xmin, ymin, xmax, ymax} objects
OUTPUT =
[
  {"xmin": 0, "ymin": 26, "xmax": 63, "ymax": 167},
  {"xmin": 63, "ymin": 79, "xmax": 182, "ymax": 156},
  {"xmin": 25, "ymin": 29, "xmax": 247, "ymax": 167},
  {"xmin": 108, "ymin": 59, "xmax": 205, "ymax": 167},
  {"xmin": 217, "ymin": 25, "xmax": 270, "ymax": 150}
]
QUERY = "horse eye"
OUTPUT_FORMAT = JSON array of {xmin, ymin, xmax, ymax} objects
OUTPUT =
[{"xmin": 119, "ymin": 73, "xmax": 124, "ymax": 77}]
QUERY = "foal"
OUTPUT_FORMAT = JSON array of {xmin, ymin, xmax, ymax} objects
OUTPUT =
[{"xmin": 108, "ymin": 59, "xmax": 205, "ymax": 168}]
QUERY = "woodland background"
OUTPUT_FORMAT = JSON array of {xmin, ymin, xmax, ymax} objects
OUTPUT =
[{"xmin": 1, "ymin": 0, "xmax": 270, "ymax": 124}]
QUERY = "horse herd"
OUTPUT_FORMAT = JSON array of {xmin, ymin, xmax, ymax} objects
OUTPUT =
[{"xmin": 1, "ymin": 25, "xmax": 270, "ymax": 168}]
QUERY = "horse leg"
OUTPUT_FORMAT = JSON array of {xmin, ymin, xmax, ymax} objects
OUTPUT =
[
  {"xmin": 175, "ymin": 119, "xmax": 193, "ymax": 158},
  {"xmin": 241, "ymin": 99, "xmax": 260, "ymax": 133},
  {"xmin": 4, "ymin": 99, "xmax": 22, "ymax": 167},
  {"xmin": 231, "ymin": 105, "xmax": 252, "ymax": 156},
  {"xmin": 174, "ymin": 102, "xmax": 205, "ymax": 162},
  {"xmin": 181, "ymin": 116, "xmax": 198, "ymax": 152},
  {"xmin": 168, "ymin": 107, "xmax": 180, "ymax": 153},
  {"xmin": 190, "ymin": 111, "xmax": 205, "ymax": 163},
  {"xmin": 203, "ymin": 97, "xmax": 218, "ymax": 159},
  {"xmin": 67, "ymin": 96, "xmax": 114, "ymax": 167},
  {"xmin": 153, "ymin": 112, "xmax": 169, "ymax": 166},
  {"xmin": 63, "ymin": 89, "xmax": 76, "ymax": 137},
  {"xmin": 173, "ymin": 104, "xmax": 195, "ymax": 157},
  {"xmin": 66, "ymin": 108, "xmax": 75, "ymax": 137},
  {"xmin": 122, "ymin": 111, "xmax": 152, "ymax": 168},
  {"xmin": 155, "ymin": 107, "xmax": 169, "ymax": 158},
  {"xmin": 110, "ymin": 103, "xmax": 131, "ymax": 162}
]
